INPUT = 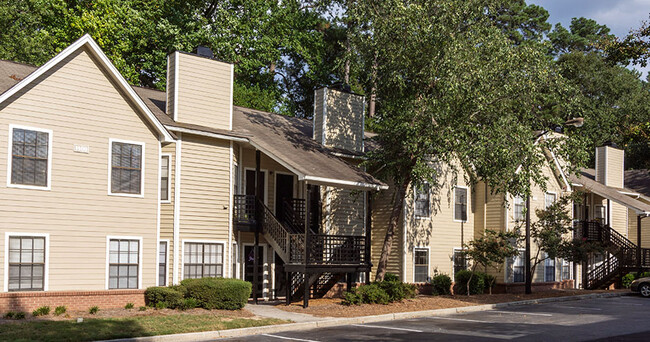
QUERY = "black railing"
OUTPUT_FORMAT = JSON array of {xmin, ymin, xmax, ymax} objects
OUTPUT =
[
  {"xmin": 234, "ymin": 195, "xmax": 256, "ymax": 226},
  {"xmin": 306, "ymin": 235, "xmax": 366, "ymax": 265},
  {"xmin": 257, "ymin": 200, "xmax": 289, "ymax": 257},
  {"xmin": 282, "ymin": 198, "xmax": 306, "ymax": 233}
]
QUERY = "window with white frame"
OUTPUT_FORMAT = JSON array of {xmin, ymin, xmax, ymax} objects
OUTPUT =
[
  {"xmin": 507, "ymin": 250, "xmax": 525, "ymax": 283},
  {"xmin": 513, "ymin": 196, "xmax": 525, "ymax": 222},
  {"xmin": 184, "ymin": 242, "xmax": 224, "ymax": 279},
  {"xmin": 545, "ymin": 192, "xmax": 556, "ymax": 209},
  {"xmin": 108, "ymin": 239, "xmax": 140, "ymax": 289},
  {"xmin": 159, "ymin": 241, "xmax": 167, "ymax": 286},
  {"xmin": 544, "ymin": 254, "xmax": 556, "ymax": 282},
  {"xmin": 232, "ymin": 243, "xmax": 237, "ymax": 278},
  {"xmin": 414, "ymin": 183, "xmax": 430, "ymax": 218},
  {"xmin": 561, "ymin": 259, "xmax": 571, "ymax": 280},
  {"xmin": 8, "ymin": 236, "xmax": 46, "ymax": 291},
  {"xmin": 160, "ymin": 155, "xmax": 170, "ymax": 201},
  {"xmin": 454, "ymin": 187, "xmax": 468, "ymax": 222},
  {"xmin": 594, "ymin": 205, "xmax": 605, "ymax": 224},
  {"xmin": 414, "ymin": 248, "xmax": 429, "ymax": 282},
  {"xmin": 453, "ymin": 249, "xmax": 467, "ymax": 277},
  {"xmin": 110, "ymin": 141, "xmax": 143, "ymax": 195},
  {"xmin": 10, "ymin": 127, "xmax": 50, "ymax": 188}
]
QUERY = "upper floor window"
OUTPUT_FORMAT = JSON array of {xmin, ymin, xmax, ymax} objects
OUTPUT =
[
  {"xmin": 545, "ymin": 192, "xmax": 557, "ymax": 209},
  {"xmin": 595, "ymin": 205, "xmax": 606, "ymax": 224},
  {"xmin": 160, "ymin": 155, "xmax": 170, "ymax": 201},
  {"xmin": 9, "ymin": 126, "xmax": 51, "ymax": 189},
  {"xmin": 513, "ymin": 196, "xmax": 525, "ymax": 222},
  {"xmin": 110, "ymin": 140, "xmax": 143, "ymax": 195},
  {"xmin": 454, "ymin": 187, "xmax": 468, "ymax": 222},
  {"xmin": 414, "ymin": 183, "xmax": 430, "ymax": 218}
]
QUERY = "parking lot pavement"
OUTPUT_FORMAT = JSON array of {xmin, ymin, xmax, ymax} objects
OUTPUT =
[{"xmin": 221, "ymin": 295, "xmax": 649, "ymax": 342}]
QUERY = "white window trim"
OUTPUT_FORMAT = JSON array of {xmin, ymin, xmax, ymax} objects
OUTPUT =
[
  {"xmin": 513, "ymin": 195, "xmax": 525, "ymax": 222},
  {"xmin": 6, "ymin": 124, "xmax": 53, "ymax": 191},
  {"xmin": 594, "ymin": 205, "xmax": 606, "ymax": 221},
  {"xmin": 160, "ymin": 153, "xmax": 171, "ymax": 203},
  {"xmin": 105, "ymin": 235, "xmax": 143, "ymax": 290},
  {"xmin": 414, "ymin": 183, "xmax": 430, "ymax": 219},
  {"xmin": 157, "ymin": 239, "xmax": 170, "ymax": 287},
  {"xmin": 4, "ymin": 232, "xmax": 50, "ymax": 292},
  {"xmin": 243, "ymin": 167, "xmax": 269, "ymax": 205},
  {"xmin": 560, "ymin": 258, "xmax": 572, "ymax": 281},
  {"xmin": 453, "ymin": 185, "xmax": 469, "ymax": 223},
  {"xmin": 180, "ymin": 239, "xmax": 227, "ymax": 281},
  {"xmin": 232, "ymin": 242, "xmax": 239, "ymax": 279},
  {"xmin": 412, "ymin": 246, "xmax": 431, "ymax": 283},
  {"xmin": 544, "ymin": 254, "xmax": 556, "ymax": 283},
  {"xmin": 108, "ymin": 138, "xmax": 145, "ymax": 198},
  {"xmin": 242, "ymin": 243, "xmax": 269, "ymax": 299},
  {"xmin": 452, "ymin": 247, "xmax": 466, "ymax": 279},
  {"xmin": 545, "ymin": 191, "xmax": 557, "ymax": 209},
  {"xmin": 505, "ymin": 248, "xmax": 526, "ymax": 284}
]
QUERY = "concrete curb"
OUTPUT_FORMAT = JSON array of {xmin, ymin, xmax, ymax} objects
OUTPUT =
[{"xmin": 102, "ymin": 292, "xmax": 629, "ymax": 341}]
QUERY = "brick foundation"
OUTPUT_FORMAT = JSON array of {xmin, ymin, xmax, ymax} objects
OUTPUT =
[
  {"xmin": 0, "ymin": 289, "xmax": 145, "ymax": 314},
  {"xmin": 492, "ymin": 280, "xmax": 575, "ymax": 294}
]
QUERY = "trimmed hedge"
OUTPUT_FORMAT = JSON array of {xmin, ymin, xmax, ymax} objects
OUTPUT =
[
  {"xmin": 431, "ymin": 274, "xmax": 452, "ymax": 295},
  {"xmin": 144, "ymin": 286, "xmax": 184, "ymax": 309},
  {"xmin": 454, "ymin": 270, "xmax": 485, "ymax": 295},
  {"xmin": 180, "ymin": 277, "xmax": 251, "ymax": 310},
  {"xmin": 343, "ymin": 279, "xmax": 416, "ymax": 305}
]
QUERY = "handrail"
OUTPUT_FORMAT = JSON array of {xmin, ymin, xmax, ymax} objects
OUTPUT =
[
  {"xmin": 257, "ymin": 199, "xmax": 290, "ymax": 257},
  {"xmin": 234, "ymin": 195, "xmax": 256, "ymax": 225}
]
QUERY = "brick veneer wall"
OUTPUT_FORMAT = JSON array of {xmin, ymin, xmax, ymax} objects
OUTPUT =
[
  {"xmin": 0, "ymin": 290, "xmax": 145, "ymax": 314},
  {"xmin": 492, "ymin": 280, "xmax": 575, "ymax": 294}
]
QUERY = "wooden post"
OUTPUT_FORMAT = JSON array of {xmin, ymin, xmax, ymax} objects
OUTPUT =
[
  {"xmin": 303, "ymin": 273, "xmax": 310, "ymax": 308},
  {"xmin": 638, "ymin": 215, "xmax": 642, "ymax": 269},
  {"xmin": 525, "ymin": 195, "xmax": 532, "ymax": 294},
  {"xmin": 253, "ymin": 150, "xmax": 261, "ymax": 304},
  {"xmin": 365, "ymin": 190, "xmax": 372, "ymax": 284},
  {"xmin": 285, "ymin": 272, "xmax": 291, "ymax": 305},
  {"xmin": 346, "ymin": 273, "xmax": 353, "ymax": 293}
]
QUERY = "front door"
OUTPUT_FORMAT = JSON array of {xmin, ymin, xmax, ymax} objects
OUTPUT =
[
  {"xmin": 245, "ymin": 169, "xmax": 266, "ymax": 201},
  {"xmin": 275, "ymin": 173, "xmax": 294, "ymax": 220},
  {"xmin": 244, "ymin": 245, "xmax": 264, "ymax": 298}
]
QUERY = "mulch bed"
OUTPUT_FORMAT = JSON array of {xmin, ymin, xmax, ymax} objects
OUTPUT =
[{"xmin": 278, "ymin": 289, "xmax": 621, "ymax": 317}]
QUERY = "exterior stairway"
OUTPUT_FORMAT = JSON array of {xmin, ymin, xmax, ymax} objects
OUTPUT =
[{"xmin": 575, "ymin": 221, "xmax": 650, "ymax": 289}]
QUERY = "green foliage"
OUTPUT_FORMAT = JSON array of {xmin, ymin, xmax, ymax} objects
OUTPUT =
[
  {"xmin": 14, "ymin": 312, "xmax": 26, "ymax": 320},
  {"xmin": 89, "ymin": 306, "xmax": 99, "ymax": 315},
  {"xmin": 454, "ymin": 270, "xmax": 486, "ymax": 295},
  {"xmin": 145, "ymin": 286, "xmax": 184, "ymax": 309},
  {"xmin": 604, "ymin": 20, "xmax": 650, "ymax": 67},
  {"xmin": 482, "ymin": 273, "xmax": 496, "ymax": 291},
  {"xmin": 490, "ymin": 0, "xmax": 551, "ymax": 44},
  {"xmin": 155, "ymin": 302, "xmax": 167, "ymax": 310},
  {"xmin": 431, "ymin": 274, "xmax": 452, "ymax": 295},
  {"xmin": 124, "ymin": 303, "xmax": 134, "ymax": 310},
  {"xmin": 549, "ymin": 17, "xmax": 613, "ymax": 55},
  {"xmin": 180, "ymin": 278, "xmax": 251, "ymax": 310},
  {"xmin": 138, "ymin": 306, "xmax": 147, "ymax": 312},
  {"xmin": 32, "ymin": 306, "xmax": 50, "ymax": 317},
  {"xmin": 623, "ymin": 273, "xmax": 636, "ymax": 288},
  {"xmin": 54, "ymin": 306, "xmax": 67, "ymax": 316},
  {"xmin": 179, "ymin": 298, "xmax": 199, "ymax": 311},
  {"xmin": 342, "ymin": 284, "xmax": 390, "ymax": 306},
  {"xmin": 376, "ymin": 280, "xmax": 416, "ymax": 302},
  {"xmin": 3, "ymin": 312, "xmax": 14, "ymax": 319},
  {"xmin": 383, "ymin": 273, "xmax": 400, "ymax": 282}
]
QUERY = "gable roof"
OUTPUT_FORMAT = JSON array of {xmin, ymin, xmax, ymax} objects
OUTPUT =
[
  {"xmin": 570, "ymin": 169, "xmax": 650, "ymax": 215},
  {"xmin": 0, "ymin": 34, "xmax": 174, "ymax": 142},
  {"xmin": 625, "ymin": 169, "xmax": 650, "ymax": 199}
]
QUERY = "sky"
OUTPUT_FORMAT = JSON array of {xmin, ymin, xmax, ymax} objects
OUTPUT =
[{"xmin": 529, "ymin": 0, "xmax": 650, "ymax": 77}]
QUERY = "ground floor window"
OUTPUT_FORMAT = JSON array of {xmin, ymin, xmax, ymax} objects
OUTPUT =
[
  {"xmin": 561, "ymin": 259, "xmax": 571, "ymax": 280},
  {"xmin": 232, "ymin": 243, "xmax": 238, "ymax": 278},
  {"xmin": 108, "ymin": 239, "xmax": 139, "ymax": 289},
  {"xmin": 184, "ymin": 242, "xmax": 224, "ymax": 279},
  {"xmin": 8, "ymin": 236, "xmax": 46, "ymax": 291},
  {"xmin": 159, "ymin": 241, "xmax": 167, "ymax": 286},
  {"xmin": 453, "ymin": 249, "xmax": 467, "ymax": 277},
  {"xmin": 414, "ymin": 248, "xmax": 429, "ymax": 282},
  {"xmin": 507, "ymin": 250, "xmax": 525, "ymax": 283},
  {"xmin": 545, "ymin": 255, "xmax": 556, "ymax": 282}
]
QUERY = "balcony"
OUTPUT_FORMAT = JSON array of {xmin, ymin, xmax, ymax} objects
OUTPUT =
[{"xmin": 234, "ymin": 195, "xmax": 256, "ymax": 231}]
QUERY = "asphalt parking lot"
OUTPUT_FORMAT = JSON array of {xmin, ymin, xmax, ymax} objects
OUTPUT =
[{"xmin": 222, "ymin": 295, "xmax": 649, "ymax": 341}]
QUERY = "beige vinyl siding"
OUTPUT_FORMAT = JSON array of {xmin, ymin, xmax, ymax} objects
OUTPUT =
[
  {"xmin": 323, "ymin": 187, "xmax": 365, "ymax": 236},
  {"xmin": 0, "ymin": 47, "xmax": 159, "ymax": 291},
  {"xmin": 323, "ymin": 89, "xmax": 364, "ymax": 153},
  {"xmin": 595, "ymin": 146, "xmax": 607, "ymax": 185},
  {"xmin": 628, "ymin": 209, "xmax": 650, "ymax": 248},
  {"xmin": 610, "ymin": 202, "xmax": 628, "ymax": 237},
  {"xmin": 313, "ymin": 89, "xmax": 324, "ymax": 143},
  {"xmin": 370, "ymin": 185, "xmax": 403, "ymax": 281},
  {"xmin": 160, "ymin": 143, "xmax": 175, "ymax": 285},
  {"xmin": 174, "ymin": 53, "xmax": 232, "ymax": 130},
  {"xmin": 595, "ymin": 146, "xmax": 624, "ymax": 188},
  {"xmin": 165, "ymin": 53, "xmax": 176, "ymax": 118}
]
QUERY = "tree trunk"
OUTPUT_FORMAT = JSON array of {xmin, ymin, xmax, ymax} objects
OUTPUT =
[
  {"xmin": 368, "ymin": 52, "xmax": 378, "ymax": 118},
  {"xmin": 375, "ymin": 177, "xmax": 410, "ymax": 281}
]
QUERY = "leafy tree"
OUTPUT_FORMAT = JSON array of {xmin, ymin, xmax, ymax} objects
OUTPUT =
[
  {"xmin": 490, "ymin": 0, "xmax": 552, "ymax": 44},
  {"xmin": 463, "ymin": 229, "xmax": 520, "ymax": 295},
  {"xmin": 349, "ymin": 0, "xmax": 587, "ymax": 281},
  {"xmin": 549, "ymin": 17, "xmax": 613, "ymax": 56},
  {"xmin": 604, "ymin": 18, "xmax": 650, "ymax": 67}
]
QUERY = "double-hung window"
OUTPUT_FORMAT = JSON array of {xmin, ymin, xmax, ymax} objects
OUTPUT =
[
  {"xmin": 508, "ymin": 250, "xmax": 525, "ymax": 283},
  {"xmin": 10, "ymin": 127, "xmax": 51, "ymax": 188},
  {"xmin": 8, "ymin": 236, "xmax": 46, "ymax": 291},
  {"xmin": 454, "ymin": 187, "xmax": 468, "ymax": 222},
  {"xmin": 453, "ymin": 249, "xmax": 467, "ymax": 277},
  {"xmin": 595, "ymin": 205, "xmax": 606, "ymax": 224},
  {"xmin": 414, "ymin": 248, "xmax": 429, "ymax": 282},
  {"xmin": 158, "ymin": 241, "xmax": 168, "ymax": 286},
  {"xmin": 414, "ymin": 183, "xmax": 430, "ymax": 218},
  {"xmin": 561, "ymin": 259, "xmax": 571, "ymax": 280},
  {"xmin": 160, "ymin": 155, "xmax": 170, "ymax": 201},
  {"xmin": 108, "ymin": 239, "xmax": 140, "ymax": 289},
  {"xmin": 184, "ymin": 242, "xmax": 224, "ymax": 279},
  {"xmin": 110, "ymin": 141, "xmax": 143, "ymax": 195},
  {"xmin": 545, "ymin": 192, "xmax": 556, "ymax": 209},
  {"xmin": 544, "ymin": 254, "xmax": 556, "ymax": 282},
  {"xmin": 513, "ymin": 196, "xmax": 525, "ymax": 222}
]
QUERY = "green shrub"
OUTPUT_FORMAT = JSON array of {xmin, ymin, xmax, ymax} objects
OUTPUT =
[
  {"xmin": 454, "ymin": 270, "xmax": 485, "ymax": 295},
  {"xmin": 342, "ymin": 283, "xmax": 390, "ymax": 305},
  {"xmin": 431, "ymin": 274, "xmax": 452, "ymax": 295},
  {"xmin": 15, "ymin": 312, "xmax": 26, "ymax": 320},
  {"xmin": 481, "ymin": 273, "xmax": 496, "ymax": 291},
  {"xmin": 623, "ymin": 273, "xmax": 636, "ymax": 288},
  {"xmin": 155, "ymin": 302, "xmax": 167, "ymax": 310},
  {"xmin": 638, "ymin": 271, "xmax": 650, "ymax": 279},
  {"xmin": 384, "ymin": 273, "xmax": 400, "ymax": 282},
  {"xmin": 179, "ymin": 297, "xmax": 199, "ymax": 311},
  {"xmin": 124, "ymin": 303, "xmax": 134, "ymax": 310},
  {"xmin": 376, "ymin": 280, "xmax": 416, "ymax": 302},
  {"xmin": 88, "ymin": 306, "xmax": 99, "ymax": 315},
  {"xmin": 54, "ymin": 306, "xmax": 67, "ymax": 316},
  {"xmin": 3, "ymin": 312, "xmax": 14, "ymax": 319},
  {"xmin": 144, "ymin": 286, "xmax": 184, "ymax": 309},
  {"xmin": 138, "ymin": 306, "xmax": 147, "ymax": 312},
  {"xmin": 32, "ymin": 306, "xmax": 50, "ymax": 317},
  {"xmin": 180, "ymin": 277, "xmax": 251, "ymax": 310}
]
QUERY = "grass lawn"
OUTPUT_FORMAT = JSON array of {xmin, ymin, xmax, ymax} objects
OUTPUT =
[{"xmin": 0, "ymin": 314, "xmax": 287, "ymax": 342}]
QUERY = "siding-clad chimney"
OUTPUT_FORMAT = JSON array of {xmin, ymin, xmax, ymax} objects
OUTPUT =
[
  {"xmin": 166, "ymin": 50, "xmax": 233, "ymax": 130},
  {"xmin": 313, "ymin": 85, "xmax": 365, "ymax": 153},
  {"xmin": 595, "ymin": 143, "xmax": 624, "ymax": 188}
]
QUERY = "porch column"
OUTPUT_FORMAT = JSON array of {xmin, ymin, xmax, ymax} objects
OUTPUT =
[
  {"xmin": 365, "ymin": 190, "xmax": 372, "ymax": 284},
  {"xmin": 638, "ymin": 215, "xmax": 642, "ymax": 269},
  {"xmin": 303, "ymin": 184, "xmax": 312, "ymax": 308},
  {"xmin": 253, "ymin": 150, "xmax": 262, "ymax": 304}
]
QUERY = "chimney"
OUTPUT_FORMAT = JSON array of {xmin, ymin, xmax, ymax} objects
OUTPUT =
[
  {"xmin": 166, "ymin": 48, "xmax": 233, "ymax": 130},
  {"xmin": 595, "ymin": 142, "xmax": 624, "ymax": 188},
  {"xmin": 313, "ymin": 85, "xmax": 365, "ymax": 153}
]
